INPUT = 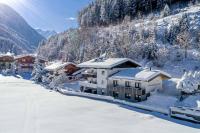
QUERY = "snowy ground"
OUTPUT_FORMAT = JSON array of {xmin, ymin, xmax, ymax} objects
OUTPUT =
[{"xmin": 0, "ymin": 75, "xmax": 199, "ymax": 133}]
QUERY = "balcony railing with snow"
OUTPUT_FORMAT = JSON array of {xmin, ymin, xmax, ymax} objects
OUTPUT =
[
  {"xmin": 111, "ymin": 86, "xmax": 146, "ymax": 96},
  {"xmin": 82, "ymin": 69, "xmax": 97, "ymax": 78},
  {"xmin": 79, "ymin": 80, "xmax": 98, "ymax": 89}
]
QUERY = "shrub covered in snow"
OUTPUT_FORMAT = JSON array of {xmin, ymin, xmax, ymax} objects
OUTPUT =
[
  {"xmin": 41, "ymin": 73, "xmax": 52, "ymax": 86},
  {"xmin": 49, "ymin": 72, "xmax": 68, "ymax": 90},
  {"xmin": 1, "ymin": 69, "xmax": 14, "ymax": 76},
  {"xmin": 177, "ymin": 71, "xmax": 200, "ymax": 94}
]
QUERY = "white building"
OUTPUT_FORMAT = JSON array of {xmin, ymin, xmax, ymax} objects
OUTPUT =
[
  {"xmin": 78, "ymin": 58, "xmax": 141, "ymax": 95},
  {"xmin": 108, "ymin": 68, "xmax": 171, "ymax": 102}
]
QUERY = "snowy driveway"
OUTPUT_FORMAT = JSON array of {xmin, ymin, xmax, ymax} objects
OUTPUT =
[{"xmin": 0, "ymin": 75, "xmax": 199, "ymax": 133}]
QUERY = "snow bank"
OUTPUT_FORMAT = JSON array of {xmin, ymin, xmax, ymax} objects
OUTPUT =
[
  {"xmin": 176, "ymin": 95, "xmax": 200, "ymax": 108},
  {"xmin": 63, "ymin": 82, "xmax": 80, "ymax": 92},
  {"xmin": 59, "ymin": 89, "xmax": 171, "ymax": 115},
  {"xmin": 141, "ymin": 94, "xmax": 178, "ymax": 110}
]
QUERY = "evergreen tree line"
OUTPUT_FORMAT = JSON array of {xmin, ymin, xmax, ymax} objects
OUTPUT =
[{"xmin": 78, "ymin": 0, "xmax": 194, "ymax": 27}]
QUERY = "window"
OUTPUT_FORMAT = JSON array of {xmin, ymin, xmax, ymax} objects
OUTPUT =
[
  {"xmin": 113, "ymin": 80, "xmax": 118, "ymax": 87},
  {"xmin": 142, "ymin": 90, "xmax": 146, "ymax": 95},
  {"xmin": 102, "ymin": 70, "xmax": 105, "ymax": 75},
  {"xmin": 135, "ymin": 82, "xmax": 141, "ymax": 88},
  {"xmin": 198, "ymin": 85, "xmax": 200, "ymax": 90},
  {"xmin": 101, "ymin": 90, "xmax": 105, "ymax": 95},
  {"xmin": 113, "ymin": 91, "xmax": 119, "ymax": 98},
  {"xmin": 125, "ymin": 93, "xmax": 131, "ymax": 99},
  {"xmin": 125, "ymin": 81, "xmax": 130, "ymax": 87}
]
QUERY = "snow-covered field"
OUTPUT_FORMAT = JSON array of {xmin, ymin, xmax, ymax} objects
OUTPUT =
[{"xmin": 0, "ymin": 75, "xmax": 199, "ymax": 133}]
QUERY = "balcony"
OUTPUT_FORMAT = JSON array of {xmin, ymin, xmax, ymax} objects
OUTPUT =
[
  {"xmin": 82, "ymin": 69, "xmax": 97, "ymax": 78},
  {"xmin": 79, "ymin": 80, "xmax": 98, "ymax": 89},
  {"xmin": 112, "ymin": 86, "xmax": 146, "ymax": 96}
]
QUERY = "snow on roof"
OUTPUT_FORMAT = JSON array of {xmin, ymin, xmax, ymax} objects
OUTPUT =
[
  {"xmin": 35, "ymin": 56, "xmax": 48, "ymax": 61},
  {"xmin": 78, "ymin": 58, "xmax": 141, "ymax": 69},
  {"xmin": 15, "ymin": 54, "xmax": 35, "ymax": 59},
  {"xmin": 109, "ymin": 68, "xmax": 171, "ymax": 82},
  {"xmin": 72, "ymin": 69, "xmax": 85, "ymax": 76},
  {"xmin": 0, "ymin": 52, "xmax": 14, "ymax": 57},
  {"xmin": 45, "ymin": 62, "xmax": 76, "ymax": 71}
]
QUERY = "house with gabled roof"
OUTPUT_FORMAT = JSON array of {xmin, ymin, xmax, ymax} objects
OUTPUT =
[
  {"xmin": 44, "ymin": 62, "xmax": 79, "ymax": 81},
  {"xmin": 78, "ymin": 58, "xmax": 141, "ymax": 95},
  {"xmin": 45, "ymin": 62, "xmax": 77, "ymax": 74},
  {"xmin": 0, "ymin": 53, "xmax": 14, "ymax": 70},
  {"xmin": 15, "ymin": 54, "xmax": 36, "ymax": 73},
  {"xmin": 108, "ymin": 68, "xmax": 171, "ymax": 102}
]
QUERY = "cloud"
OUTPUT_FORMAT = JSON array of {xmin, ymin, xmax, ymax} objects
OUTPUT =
[{"xmin": 66, "ymin": 17, "xmax": 77, "ymax": 21}]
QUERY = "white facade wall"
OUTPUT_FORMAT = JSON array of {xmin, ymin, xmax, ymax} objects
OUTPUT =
[
  {"xmin": 108, "ymin": 78, "xmax": 146, "ymax": 89},
  {"xmin": 146, "ymin": 76, "xmax": 163, "ymax": 92},
  {"xmin": 108, "ymin": 76, "xmax": 163, "ymax": 93},
  {"xmin": 96, "ymin": 68, "xmax": 128, "ymax": 89},
  {"xmin": 97, "ymin": 69, "xmax": 108, "ymax": 89}
]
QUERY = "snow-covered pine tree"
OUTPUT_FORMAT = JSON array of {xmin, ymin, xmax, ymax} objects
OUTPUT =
[
  {"xmin": 110, "ymin": 0, "xmax": 121, "ymax": 24},
  {"xmin": 162, "ymin": 4, "xmax": 170, "ymax": 17},
  {"xmin": 100, "ymin": 1, "xmax": 109, "ymax": 25},
  {"xmin": 31, "ymin": 59, "xmax": 45, "ymax": 83},
  {"xmin": 127, "ymin": 0, "xmax": 136, "ymax": 18}
]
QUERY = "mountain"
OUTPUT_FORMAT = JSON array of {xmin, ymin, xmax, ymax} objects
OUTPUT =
[
  {"xmin": 36, "ymin": 29, "xmax": 57, "ymax": 39},
  {"xmin": 0, "ymin": 4, "xmax": 44, "ymax": 55},
  {"xmin": 38, "ymin": 0, "xmax": 200, "ymax": 77}
]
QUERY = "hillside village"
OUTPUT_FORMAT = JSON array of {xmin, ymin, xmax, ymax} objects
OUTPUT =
[
  {"xmin": 0, "ymin": 52, "xmax": 200, "ymax": 123},
  {"xmin": 0, "ymin": 0, "xmax": 200, "ymax": 131}
]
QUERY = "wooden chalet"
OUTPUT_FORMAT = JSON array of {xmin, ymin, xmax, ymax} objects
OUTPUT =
[
  {"xmin": 0, "ymin": 54, "xmax": 14, "ymax": 70},
  {"xmin": 45, "ymin": 62, "xmax": 79, "ymax": 80},
  {"xmin": 15, "ymin": 55, "xmax": 36, "ymax": 73}
]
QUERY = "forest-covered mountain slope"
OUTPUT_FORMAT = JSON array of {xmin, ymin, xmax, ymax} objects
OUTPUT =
[
  {"xmin": 38, "ymin": 0, "xmax": 200, "ymax": 77},
  {"xmin": 0, "ymin": 4, "xmax": 44, "ymax": 55}
]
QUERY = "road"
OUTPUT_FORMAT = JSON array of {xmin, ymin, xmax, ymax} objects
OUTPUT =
[{"xmin": 0, "ymin": 75, "xmax": 199, "ymax": 133}]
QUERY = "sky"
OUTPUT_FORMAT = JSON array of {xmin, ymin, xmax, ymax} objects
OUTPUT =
[{"xmin": 0, "ymin": 0, "xmax": 93, "ymax": 32}]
